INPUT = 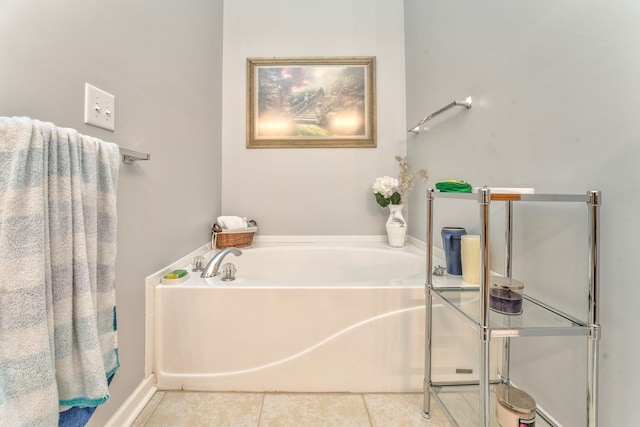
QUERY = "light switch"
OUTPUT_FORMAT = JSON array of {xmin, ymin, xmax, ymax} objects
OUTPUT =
[{"xmin": 84, "ymin": 83, "xmax": 115, "ymax": 131}]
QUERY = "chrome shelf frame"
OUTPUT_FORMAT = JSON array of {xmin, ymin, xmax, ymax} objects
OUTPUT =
[
  {"xmin": 431, "ymin": 290, "xmax": 589, "ymax": 338},
  {"xmin": 423, "ymin": 187, "xmax": 601, "ymax": 427}
]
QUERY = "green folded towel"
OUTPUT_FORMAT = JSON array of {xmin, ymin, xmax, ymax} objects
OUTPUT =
[{"xmin": 435, "ymin": 180, "xmax": 473, "ymax": 193}]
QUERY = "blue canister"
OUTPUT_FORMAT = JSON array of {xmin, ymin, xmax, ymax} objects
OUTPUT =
[{"xmin": 441, "ymin": 227, "xmax": 467, "ymax": 275}]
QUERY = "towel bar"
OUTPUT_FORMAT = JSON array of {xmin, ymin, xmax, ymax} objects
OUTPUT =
[
  {"xmin": 408, "ymin": 96, "xmax": 472, "ymax": 134},
  {"xmin": 120, "ymin": 147, "xmax": 150, "ymax": 164}
]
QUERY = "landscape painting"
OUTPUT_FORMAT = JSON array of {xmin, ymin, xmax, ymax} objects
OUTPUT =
[{"xmin": 247, "ymin": 57, "xmax": 376, "ymax": 148}]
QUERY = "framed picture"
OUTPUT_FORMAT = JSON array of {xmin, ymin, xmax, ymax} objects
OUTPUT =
[{"xmin": 247, "ymin": 56, "xmax": 376, "ymax": 148}]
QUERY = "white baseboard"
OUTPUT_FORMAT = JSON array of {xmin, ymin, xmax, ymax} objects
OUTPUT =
[{"xmin": 104, "ymin": 375, "xmax": 157, "ymax": 427}]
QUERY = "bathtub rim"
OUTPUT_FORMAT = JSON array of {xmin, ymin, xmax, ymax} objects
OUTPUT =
[
  {"xmin": 168, "ymin": 242, "xmax": 427, "ymax": 288},
  {"xmin": 145, "ymin": 236, "xmax": 433, "ymax": 286}
]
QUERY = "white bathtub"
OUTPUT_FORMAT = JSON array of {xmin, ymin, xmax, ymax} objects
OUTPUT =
[{"xmin": 154, "ymin": 242, "xmax": 497, "ymax": 392}]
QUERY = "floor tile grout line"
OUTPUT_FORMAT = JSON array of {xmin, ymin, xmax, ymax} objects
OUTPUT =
[
  {"xmin": 256, "ymin": 393, "xmax": 265, "ymax": 426},
  {"xmin": 361, "ymin": 394, "xmax": 374, "ymax": 427}
]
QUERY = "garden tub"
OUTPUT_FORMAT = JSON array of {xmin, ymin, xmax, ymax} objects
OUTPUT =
[{"xmin": 154, "ymin": 242, "xmax": 492, "ymax": 392}]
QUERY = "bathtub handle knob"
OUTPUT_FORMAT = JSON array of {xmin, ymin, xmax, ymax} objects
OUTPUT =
[
  {"xmin": 192, "ymin": 255, "xmax": 206, "ymax": 272},
  {"xmin": 220, "ymin": 263, "xmax": 237, "ymax": 281}
]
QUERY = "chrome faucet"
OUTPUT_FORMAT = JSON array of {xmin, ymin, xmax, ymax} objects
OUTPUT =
[{"xmin": 200, "ymin": 247, "xmax": 243, "ymax": 278}]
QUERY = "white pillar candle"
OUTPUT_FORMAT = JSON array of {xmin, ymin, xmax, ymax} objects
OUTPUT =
[{"xmin": 461, "ymin": 235, "xmax": 481, "ymax": 285}]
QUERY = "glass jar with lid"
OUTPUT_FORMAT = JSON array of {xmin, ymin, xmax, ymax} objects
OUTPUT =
[{"xmin": 489, "ymin": 276, "xmax": 524, "ymax": 315}]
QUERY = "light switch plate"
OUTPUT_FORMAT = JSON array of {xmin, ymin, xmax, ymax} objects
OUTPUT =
[{"xmin": 84, "ymin": 83, "xmax": 115, "ymax": 131}]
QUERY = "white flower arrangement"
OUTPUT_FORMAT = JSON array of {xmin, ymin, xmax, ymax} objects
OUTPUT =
[
  {"xmin": 372, "ymin": 156, "xmax": 427, "ymax": 207},
  {"xmin": 372, "ymin": 176, "xmax": 401, "ymax": 207}
]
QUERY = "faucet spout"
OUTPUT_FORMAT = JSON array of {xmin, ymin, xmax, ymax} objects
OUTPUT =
[{"xmin": 201, "ymin": 247, "xmax": 243, "ymax": 278}]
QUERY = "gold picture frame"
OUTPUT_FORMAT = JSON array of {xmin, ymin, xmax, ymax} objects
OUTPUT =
[{"xmin": 247, "ymin": 56, "xmax": 376, "ymax": 148}]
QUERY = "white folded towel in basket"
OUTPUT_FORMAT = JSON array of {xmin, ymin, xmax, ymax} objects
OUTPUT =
[{"xmin": 217, "ymin": 216, "xmax": 248, "ymax": 230}]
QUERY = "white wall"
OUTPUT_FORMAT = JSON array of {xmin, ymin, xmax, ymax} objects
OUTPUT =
[
  {"xmin": 0, "ymin": 1, "xmax": 223, "ymax": 425},
  {"xmin": 405, "ymin": 1, "xmax": 640, "ymax": 425},
  {"xmin": 222, "ymin": 0, "xmax": 409, "ymax": 236}
]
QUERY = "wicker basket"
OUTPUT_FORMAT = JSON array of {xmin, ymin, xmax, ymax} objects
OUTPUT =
[{"xmin": 211, "ymin": 221, "xmax": 257, "ymax": 249}]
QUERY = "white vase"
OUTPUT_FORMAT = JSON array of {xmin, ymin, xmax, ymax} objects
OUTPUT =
[{"xmin": 385, "ymin": 204, "xmax": 406, "ymax": 248}]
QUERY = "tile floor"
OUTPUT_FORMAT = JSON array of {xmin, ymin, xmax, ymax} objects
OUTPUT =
[{"xmin": 131, "ymin": 391, "xmax": 454, "ymax": 427}]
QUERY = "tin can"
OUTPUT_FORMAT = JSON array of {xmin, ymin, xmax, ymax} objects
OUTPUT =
[{"xmin": 495, "ymin": 384, "xmax": 536, "ymax": 426}]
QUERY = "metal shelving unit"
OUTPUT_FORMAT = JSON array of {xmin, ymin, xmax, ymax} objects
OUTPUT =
[{"xmin": 422, "ymin": 187, "xmax": 601, "ymax": 427}]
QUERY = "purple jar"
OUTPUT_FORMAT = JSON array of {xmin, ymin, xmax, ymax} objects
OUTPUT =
[{"xmin": 489, "ymin": 276, "xmax": 524, "ymax": 315}]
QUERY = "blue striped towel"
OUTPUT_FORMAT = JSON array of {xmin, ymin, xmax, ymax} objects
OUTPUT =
[{"xmin": 0, "ymin": 117, "xmax": 120, "ymax": 426}]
